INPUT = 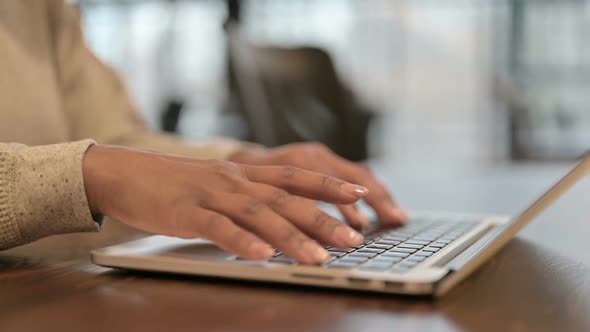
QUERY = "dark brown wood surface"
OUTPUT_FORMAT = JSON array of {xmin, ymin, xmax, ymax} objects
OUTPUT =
[{"xmin": 1, "ymin": 162, "xmax": 589, "ymax": 332}]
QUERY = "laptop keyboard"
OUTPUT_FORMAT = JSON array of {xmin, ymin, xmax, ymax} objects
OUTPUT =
[{"xmin": 266, "ymin": 218, "xmax": 478, "ymax": 273}]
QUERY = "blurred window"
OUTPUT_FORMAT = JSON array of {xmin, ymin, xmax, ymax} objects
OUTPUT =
[{"xmin": 79, "ymin": 0, "xmax": 589, "ymax": 162}]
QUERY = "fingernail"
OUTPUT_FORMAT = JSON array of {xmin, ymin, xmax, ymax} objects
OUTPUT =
[
  {"xmin": 302, "ymin": 241, "xmax": 331, "ymax": 263},
  {"xmin": 335, "ymin": 227, "xmax": 364, "ymax": 245},
  {"xmin": 342, "ymin": 183, "xmax": 369, "ymax": 197},
  {"xmin": 249, "ymin": 242, "xmax": 275, "ymax": 259}
]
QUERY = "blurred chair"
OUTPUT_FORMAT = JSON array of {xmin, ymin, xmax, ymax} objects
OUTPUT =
[
  {"xmin": 160, "ymin": 98, "xmax": 184, "ymax": 133},
  {"xmin": 225, "ymin": 24, "xmax": 374, "ymax": 161}
]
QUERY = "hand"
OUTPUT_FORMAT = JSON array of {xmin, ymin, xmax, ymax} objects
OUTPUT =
[
  {"xmin": 229, "ymin": 143, "xmax": 407, "ymax": 229},
  {"xmin": 82, "ymin": 145, "xmax": 368, "ymax": 264}
]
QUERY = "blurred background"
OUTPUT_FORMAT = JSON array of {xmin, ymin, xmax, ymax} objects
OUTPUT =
[{"xmin": 76, "ymin": 0, "xmax": 590, "ymax": 165}]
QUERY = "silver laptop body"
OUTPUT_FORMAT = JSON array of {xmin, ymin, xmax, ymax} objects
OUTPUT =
[{"xmin": 91, "ymin": 155, "xmax": 590, "ymax": 297}]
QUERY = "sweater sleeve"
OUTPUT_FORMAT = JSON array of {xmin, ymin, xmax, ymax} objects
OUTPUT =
[
  {"xmin": 0, "ymin": 140, "xmax": 99, "ymax": 250},
  {"xmin": 48, "ymin": 0, "xmax": 245, "ymax": 160}
]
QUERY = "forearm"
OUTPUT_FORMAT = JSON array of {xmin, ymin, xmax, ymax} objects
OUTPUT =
[
  {"xmin": 49, "ymin": 0, "xmax": 250, "ymax": 161},
  {"xmin": 0, "ymin": 140, "xmax": 99, "ymax": 250}
]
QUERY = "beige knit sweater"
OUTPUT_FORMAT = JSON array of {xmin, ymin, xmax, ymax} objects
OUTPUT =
[{"xmin": 0, "ymin": 0, "xmax": 243, "ymax": 250}]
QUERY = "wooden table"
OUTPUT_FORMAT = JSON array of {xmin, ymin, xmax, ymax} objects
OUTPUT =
[{"xmin": 1, "ymin": 161, "xmax": 589, "ymax": 332}]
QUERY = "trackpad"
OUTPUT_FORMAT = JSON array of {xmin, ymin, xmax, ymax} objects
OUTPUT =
[{"xmin": 157, "ymin": 242, "xmax": 233, "ymax": 261}]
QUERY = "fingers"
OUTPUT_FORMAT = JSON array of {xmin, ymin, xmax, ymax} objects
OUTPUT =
[
  {"xmin": 175, "ymin": 207, "xmax": 275, "ymax": 260},
  {"xmin": 243, "ymin": 165, "xmax": 369, "ymax": 204},
  {"xmin": 303, "ymin": 147, "xmax": 407, "ymax": 225},
  {"xmin": 201, "ymin": 192, "xmax": 332, "ymax": 265},
  {"xmin": 337, "ymin": 204, "xmax": 370, "ymax": 229},
  {"xmin": 241, "ymin": 183, "xmax": 364, "ymax": 249},
  {"xmin": 353, "ymin": 168, "xmax": 407, "ymax": 225}
]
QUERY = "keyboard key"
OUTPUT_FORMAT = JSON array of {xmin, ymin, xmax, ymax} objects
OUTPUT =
[
  {"xmin": 420, "ymin": 232, "xmax": 442, "ymax": 238},
  {"xmin": 389, "ymin": 247, "xmax": 418, "ymax": 253},
  {"xmin": 415, "ymin": 251, "xmax": 434, "ymax": 257},
  {"xmin": 375, "ymin": 240, "xmax": 401, "ymax": 246},
  {"xmin": 416, "ymin": 237, "xmax": 439, "ymax": 243},
  {"xmin": 328, "ymin": 248, "xmax": 355, "ymax": 253},
  {"xmin": 397, "ymin": 243, "xmax": 424, "ymax": 250},
  {"xmin": 327, "ymin": 261, "xmax": 358, "ymax": 269},
  {"xmin": 366, "ymin": 244, "xmax": 393, "ymax": 250},
  {"xmin": 360, "ymin": 265, "xmax": 391, "ymax": 271},
  {"xmin": 384, "ymin": 236, "xmax": 408, "ymax": 242},
  {"xmin": 446, "ymin": 232, "xmax": 463, "ymax": 238},
  {"xmin": 423, "ymin": 247, "xmax": 441, "ymax": 253},
  {"xmin": 382, "ymin": 252, "xmax": 411, "ymax": 258},
  {"xmin": 407, "ymin": 256, "xmax": 426, "ymax": 263},
  {"xmin": 357, "ymin": 248, "xmax": 385, "ymax": 254},
  {"xmin": 339, "ymin": 256, "xmax": 369, "ymax": 264},
  {"xmin": 405, "ymin": 239, "xmax": 430, "ymax": 246},
  {"xmin": 392, "ymin": 233, "xmax": 414, "ymax": 238},
  {"xmin": 329, "ymin": 251, "xmax": 346, "ymax": 258},
  {"xmin": 372, "ymin": 256, "xmax": 402, "ymax": 264},
  {"xmin": 348, "ymin": 252, "xmax": 377, "ymax": 258}
]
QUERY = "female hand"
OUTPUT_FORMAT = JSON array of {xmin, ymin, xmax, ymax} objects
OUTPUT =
[
  {"xmin": 82, "ymin": 145, "xmax": 368, "ymax": 264},
  {"xmin": 229, "ymin": 143, "xmax": 407, "ymax": 229}
]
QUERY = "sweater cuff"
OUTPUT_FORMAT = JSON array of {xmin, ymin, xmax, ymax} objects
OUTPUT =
[
  {"xmin": 7, "ymin": 140, "xmax": 99, "ymax": 248},
  {"xmin": 0, "ymin": 148, "xmax": 19, "ymax": 248}
]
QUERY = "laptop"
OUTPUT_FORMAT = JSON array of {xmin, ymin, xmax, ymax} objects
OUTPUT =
[{"xmin": 91, "ymin": 154, "xmax": 590, "ymax": 297}]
